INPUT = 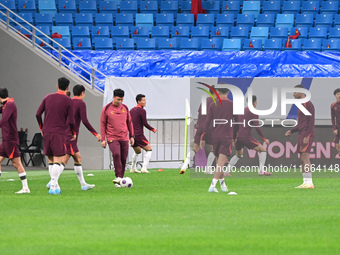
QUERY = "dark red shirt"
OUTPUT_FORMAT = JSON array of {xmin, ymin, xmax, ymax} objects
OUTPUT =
[
  {"xmin": 235, "ymin": 107, "xmax": 266, "ymax": 141},
  {"xmin": 0, "ymin": 98, "xmax": 19, "ymax": 144},
  {"xmin": 290, "ymin": 100, "xmax": 315, "ymax": 137},
  {"xmin": 130, "ymin": 105, "xmax": 155, "ymax": 136},
  {"xmin": 196, "ymin": 97, "xmax": 214, "ymax": 132},
  {"xmin": 36, "ymin": 91, "xmax": 75, "ymax": 135},
  {"xmin": 331, "ymin": 101, "xmax": 340, "ymax": 130}
]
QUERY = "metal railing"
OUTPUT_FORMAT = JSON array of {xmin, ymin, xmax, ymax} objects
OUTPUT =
[{"xmin": 0, "ymin": 3, "xmax": 106, "ymax": 93}]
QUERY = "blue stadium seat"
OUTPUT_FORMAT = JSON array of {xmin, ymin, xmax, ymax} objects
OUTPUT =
[
  {"xmin": 211, "ymin": 26, "xmax": 229, "ymax": 45},
  {"xmin": 301, "ymin": 1, "xmax": 320, "ymax": 15},
  {"xmin": 53, "ymin": 37, "xmax": 71, "ymax": 50},
  {"xmin": 73, "ymin": 37, "xmax": 92, "ymax": 50},
  {"xmin": 180, "ymin": 38, "xmax": 199, "ymax": 50},
  {"xmin": 262, "ymin": 1, "xmax": 281, "ymax": 14},
  {"xmin": 243, "ymin": 39, "xmax": 262, "ymax": 50},
  {"xmin": 151, "ymin": 25, "xmax": 170, "ymax": 38},
  {"xmin": 320, "ymin": 1, "xmax": 338, "ymax": 15},
  {"xmin": 131, "ymin": 26, "xmax": 149, "ymax": 43},
  {"xmin": 180, "ymin": 1, "xmax": 191, "ymax": 14},
  {"xmin": 0, "ymin": 0, "xmax": 16, "ymax": 12},
  {"xmin": 172, "ymin": 25, "xmax": 190, "ymax": 47},
  {"xmin": 191, "ymin": 26, "xmax": 210, "ymax": 47},
  {"xmin": 72, "ymin": 26, "xmax": 90, "ymax": 40},
  {"xmin": 276, "ymin": 14, "xmax": 295, "ymax": 28},
  {"xmin": 290, "ymin": 27, "xmax": 309, "ymax": 39},
  {"xmin": 120, "ymin": 1, "xmax": 138, "ymax": 14},
  {"xmin": 302, "ymin": 38, "xmax": 322, "ymax": 51},
  {"xmin": 79, "ymin": 0, "xmax": 97, "ymax": 14},
  {"xmin": 322, "ymin": 39, "xmax": 340, "ymax": 52},
  {"xmin": 35, "ymin": 13, "xmax": 53, "ymax": 27},
  {"xmin": 161, "ymin": 1, "xmax": 178, "ymax": 16},
  {"xmin": 38, "ymin": 0, "xmax": 57, "ymax": 16},
  {"xmin": 202, "ymin": 1, "xmax": 220, "ymax": 15},
  {"xmin": 282, "ymin": 1, "xmax": 301, "ymax": 15},
  {"xmin": 236, "ymin": 14, "xmax": 255, "ymax": 28},
  {"xmin": 201, "ymin": 38, "xmax": 221, "ymax": 50},
  {"xmin": 230, "ymin": 26, "xmax": 250, "ymax": 40},
  {"xmin": 95, "ymin": 13, "xmax": 113, "ymax": 26},
  {"xmin": 94, "ymin": 37, "xmax": 113, "ymax": 50},
  {"xmin": 115, "ymin": 13, "xmax": 134, "ymax": 27},
  {"xmin": 216, "ymin": 14, "xmax": 235, "ymax": 27},
  {"xmin": 140, "ymin": 1, "xmax": 158, "ymax": 15},
  {"xmin": 55, "ymin": 13, "xmax": 73, "ymax": 29},
  {"xmin": 18, "ymin": 0, "xmax": 36, "ymax": 14},
  {"xmin": 156, "ymin": 13, "xmax": 174, "ymax": 27},
  {"xmin": 75, "ymin": 13, "xmax": 94, "ymax": 27},
  {"xmin": 283, "ymin": 38, "xmax": 302, "ymax": 51},
  {"xmin": 15, "ymin": 13, "xmax": 34, "ymax": 25},
  {"xmin": 91, "ymin": 25, "xmax": 110, "ymax": 40},
  {"xmin": 270, "ymin": 27, "xmax": 288, "ymax": 39},
  {"xmin": 58, "ymin": 0, "xmax": 76, "ymax": 14},
  {"xmin": 136, "ymin": 13, "xmax": 153, "ymax": 30},
  {"xmin": 196, "ymin": 14, "xmax": 215, "ymax": 27},
  {"xmin": 222, "ymin": 38, "xmax": 242, "ymax": 50},
  {"xmin": 110, "ymin": 25, "xmax": 129, "ymax": 44},
  {"xmin": 250, "ymin": 27, "xmax": 269, "ymax": 43},
  {"xmin": 36, "ymin": 25, "xmax": 50, "ymax": 36},
  {"xmin": 309, "ymin": 27, "xmax": 328, "ymax": 39},
  {"xmin": 222, "ymin": 1, "xmax": 240, "ymax": 15},
  {"xmin": 242, "ymin": 1, "xmax": 261, "ymax": 17},
  {"xmin": 263, "ymin": 38, "xmax": 282, "ymax": 50},
  {"xmin": 295, "ymin": 14, "xmax": 314, "ymax": 27},
  {"xmin": 115, "ymin": 37, "xmax": 135, "ymax": 50},
  {"xmin": 329, "ymin": 27, "xmax": 340, "ymax": 39},
  {"xmin": 157, "ymin": 38, "xmax": 177, "ymax": 50},
  {"xmin": 315, "ymin": 14, "xmax": 334, "ymax": 29},
  {"xmin": 256, "ymin": 14, "xmax": 275, "ymax": 28},
  {"xmin": 334, "ymin": 14, "xmax": 340, "ymax": 27},
  {"xmin": 99, "ymin": 1, "xmax": 117, "ymax": 15},
  {"xmin": 176, "ymin": 13, "xmax": 194, "ymax": 28},
  {"xmin": 52, "ymin": 26, "xmax": 70, "ymax": 37},
  {"xmin": 136, "ymin": 38, "xmax": 156, "ymax": 50}
]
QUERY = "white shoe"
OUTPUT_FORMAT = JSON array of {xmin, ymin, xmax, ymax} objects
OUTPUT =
[
  {"xmin": 46, "ymin": 181, "xmax": 51, "ymax": 189},
  {"xmin": 221, "ymin": 186, "xmax": 228, "ymax": 192},
  {"xmin": 114, "ymin": 184, "xmax": 121, "ymax": 188},
  {"xmin": 81, "ymin": 183, "xmax": 95, "ymax": 190},
  {"xmin": 112, "ymin": 177, "xmax": 122, "ymax": 184},
  {"xmin": 130, "ymin": 168, "xmax": 141, "ymax": 173},
  {"xmin": 208, "ymin": 187, "xmax": 218, "ymax": 193},
  {"xmin": 141, "ymin": 168, "xmax": 150, "ymax": 174},
  {"xmin": 15, "ymin": 188, "xmax": 30, "ymax": 194}
]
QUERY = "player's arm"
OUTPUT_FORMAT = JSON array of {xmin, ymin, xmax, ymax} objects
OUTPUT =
[
  {"xmin": 253, "ymin": 114, "xmax": 268, "ymax": 144},
  {"xmin": 200, "ymin": 103, "xmax": 213, "ymax": 148},
  {"xmin": 0, "ymin": 103, "xmax": 13, "ymax": 128},
  {"xmin": 68, "ymin": 101, "xmax": 76, "ymax": 140},
  {"xmin": 126, "ymin": 109, "xmax": 135, "ymax": 146},
  {"xmin": 141, "ymin": 109, "xmax": 156, "ymax": 132},
  {"xmin": 36, "ymin": 99, "xmax": 45, "ymax": 132},
  {"xmin": 0, "ymin": 106, "xmax": 3, "ymax": 114},
  {"xmin": 100, "ymin": 106, "xmax": 108, "ymax": 147},
  {"xmin": 79, "ymin": 102, "xmax": 101, "ymax": 141}
]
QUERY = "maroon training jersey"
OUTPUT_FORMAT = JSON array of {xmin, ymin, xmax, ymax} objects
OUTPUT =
[
  {"xmin": 130, "ymin": 105, "xmax": 155, "ymax": 136},
  {"xmin": 235, "ymin": 107, "xmax": 266, "ymax": 141},
  {"xmin": 290, "ymin": 100, "xmax": 315, "ymax": 137},
  {"xmin": 331, "ymin": 101, "xmax": 340, "ymax": 130},
  {"xmin": 196, "ymin": 97, "xmax": 214, "ymax": 131},
  {"xmin": 202, "ymin": 97, "xmax": 235, "ymax": 140},
  {"xmin": 36, "ymin": 91, "xmax": 75, "ymax": 135},
  {"xmin": 0, "ymin": 98, "xmax": 19, "ymax": 144}
]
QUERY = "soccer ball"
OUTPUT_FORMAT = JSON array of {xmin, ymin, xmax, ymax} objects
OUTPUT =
[{"xmin": 120, "ymin": 177, "xmax": 133, "ymax": 188}]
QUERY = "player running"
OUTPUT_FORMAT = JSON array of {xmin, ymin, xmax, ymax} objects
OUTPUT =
[
  {"xmin": 285, "ymin": 85, "xmax": 315, "ymax": 189},
  {"xmin": 0, "ymin": 88, "xmax": 30, "ymax": 194},
  {"xmin": 36, "ymin": 77, "xmax": 75, "ymax": 195},
  {"xmin": 46, "ymin": 85, "xmax": 101, "ymax": 190},
  {"xmin": 100, "ymin": 89, "xmax": 134, "ymax": 185},
  {"xmin": 331, "ymin": 88, "xmax": 340, "ymax": 156},
  {"xmin": 130, "ymin": 94, "xmax": 157, "ymax": 174},
  {"xmin": 200, "ymin": 86, "xmax": 235, "ymax": 193},
  {"xmin": 226, "ymin": 95, "xmax": 271, "ymax": 176}
]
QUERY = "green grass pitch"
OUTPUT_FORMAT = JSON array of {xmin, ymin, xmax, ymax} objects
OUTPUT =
[{"xmin": 0, "ymin": 169, "xmax": 339, "ymax": 255}]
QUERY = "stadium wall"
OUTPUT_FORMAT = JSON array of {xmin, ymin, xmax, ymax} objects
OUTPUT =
[{"xmin": 0, "ymin": 28, "xmax": 104, "ymax": 170}]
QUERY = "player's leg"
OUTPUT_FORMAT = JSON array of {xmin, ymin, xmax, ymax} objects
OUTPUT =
[
  {"xmin": 205, "ymin": 144, "xmax": 215, "ymax": 174},
  {"xmin": 71, "ymin": 152, "xmax": 95, "ymax": 190},
  {"xmin": 130, "ymin": 146, "xmax": 142, "ymax": 173},
  {"xmin": 181, "ymin": 143, "xmax": 199, "ymax": 174},
  {"xmin": 295, "ymin": 136, "xmax": 314, "ymax": 188},
  {"xmin": 46, "ymin": 154, "xmax": 70, "ymax": 189},
  {"xmin": 141, "ymin": 144, "xmax": 152, "ymax": 173},
  {"xmin": 49, "ymin": 155, "xmax": 63, "ymax": 194},
  {"xmin": 253, "ymin": 145, "xmax": 272, "ymax": 176},
  {"xmin": 0, "ymin": 156, "xmax": 4, "ymax": 177},
  {"xmin": 11, "ymin": 157, "xmax": 30, "ymax": 193},
  {"xmin": 226, "ymin": 149, "xmax": 243, "ymax": 176},
  {"xmin": 109, "ymin": 141, "xmax": 123, "ymax": 184},
  {"xmin": 335, "ymin": 139, "xmax": 340, "ymax": 155},
  {"xmin": 120, "ymin": 140, "xmax": 129, "ymax": 177}
]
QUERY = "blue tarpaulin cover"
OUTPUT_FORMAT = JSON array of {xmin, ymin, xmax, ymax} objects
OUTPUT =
[{"xmin": 52, "ymin": 50, "xmax": 340, "ymax": 90}]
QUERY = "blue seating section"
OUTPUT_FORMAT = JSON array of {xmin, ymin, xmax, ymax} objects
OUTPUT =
[{"xmin": 2, "ymin": 0, "xmax": 340, "ymax": 50}]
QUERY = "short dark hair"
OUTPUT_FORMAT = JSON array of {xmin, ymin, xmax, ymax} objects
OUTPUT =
[
  {"xmin": 0, "ymin": 88, "xmax": 9, "ymax": 99},
  {"xmin": 216, "ymin": 87, "xmax": 229, "ymax": 94},
  {"xmin": 247, "ymin": 95, "xmax": 257, "ymax": 104},
  {"xmin": 294, "ymin": 84, "xmax": 305, "ymax": 89},
  {"xmin": 58, "ymin": 77, "xmax": 70, "ymax": 91},
  {"xmin": 73, "ymin": 85, "xmax": 85, "ymax": 96},
  {"xmin": 114, "ymin": 88, "xmax": 124, "ymax": 98},
  {"xmin": 136, "ymin": 94, "xmax": 145, "ymax": 103},
  {"xmin": 334, "ymin": 89, "xmax": 340, "ymax": 95},
  {"xmin": 209, "ymin": 85, "xmax": 215, "ymax": 94}
]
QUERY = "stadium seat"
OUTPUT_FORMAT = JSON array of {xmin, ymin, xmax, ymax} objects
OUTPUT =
[
  {"xmin": 58, "ymin": 0, "xmax": 77, "ymax": 14},
  {"xmin": 0, "ymin": 0, "xmax": 16, "ymax": 12},
  {"xmin": 315, "ymin": 14, "xmax": 334, "ymax": 29},
  {"xmin": 115, "ymin": 37, "xmax": 135, "ymax": 50},
  {"xmin": 201, "ymin": 38, "xmax": 221, "ymax": 50},
  {"xmin": 202, "ymin": 1, "xmax": 220, "ymax": 15},
  {"xmin": 222, "ymin": 38, "xmax": 242, "ymax": 50},
  {"xmin": 110, "ymin": 25, "xmax": 129, "ymax": 44},
  {"xmin": 295, "ymin": 14, "xmax": 314, "ymax": 27},
  {"xmin": 308, "ymin": 27, "xmax": 328, "ymax": 39},
  {"xmin": 243, "ymin": 39, "xmax": 262, "ymax": 50},
  {"xmin": 136, "ymin": 38, "xmax": 156, "ymax": 50},
  {"xmin": 282, "ymin": 1, "xmax": 301, "ymax": 15},
  {"xmin": 211, "ymin": 26, "xmax": 229, "ymax": 45},
  {"xmin": 191, "ymin": 26, "xmax": 210, "ymax": 47},
  {"xmin": 250, "ymin": 27, "xmax": 269, "ymax": 43},
  {"xmin": 196, "ymin": 14, "xmax": 215, "ymax": 27},
  {"xmin": 161, "ymin": 1, "xmax": 178, "ymax": 16},
  {"xmin": 216, "ymin": 14, "xmax": 235, "ymax": 27},
  {"xmin": 172, "ymin": 26, "xmax": 190, "ymax": 48},
  {"xmin": 222, "ymin": 1, "xmax": 240, "ymax": 15},
  {"xmin": 180, "ymin": 1, "xmax": 192, "ymax": 14},
  {"xmin": 320, "ymin": 1, "xmax": 339, "ymax": 15},
  {"xmin": 242, "ymin": 1, "xmax": 261, "ymax": 18},
  {"xmin": 236, "ymin": 14, "xmax": 255, "ymax": 28},
  {"xmin": 263, "ymin": 38, "xmax": 282, "ymax": 50},
  {"xmin": 99, "ymin": 1, "xmax": 117, "ymax": 15},
  {"xmin": 230, "ymin": 26, "xmax": 250, "ymax": 40},
  {"xmin": 72, "ymin": 26, "xmax": 90, "ymax": 40},
  {"xmin": 329, "ymin": 27, "xmax": 340, "ymax": 39},
  {"xmin": 52, "ymin": 26, "xmax": 70, "ymax": 38},
  {"xmin": 180, "ymin": 38, "xmax": 199, "ymax": 50},
  {"xmin": 53, "ymin": 37, "xmax": 71, "ymax": 50},
  {"xmin": 73, "ymin": 37, "xmax": 92, "ymax": 50},
  {"xmin": 95, "ymin": 13, "xmax": 113, "ymax": 26},
  {"xmin": 156, "ymin": 13, "xmax": 174, "ymax": 27},
  {"xmin": 120, "ymin": 1, "xmax": 138, "ymax": 14},
  {"xmin": 131, "ymin": 26, "xmax": 149, "ymax": 44},
  {"xmin": 115, "ymin": 13, "xmax": 134, "ymax": 27},
  {"xmin": 136, "ymin": 13, "xmax": 153, "ymax": 30},
  {"xmin": 322, "ymin": 39, "xmax": 340, "ymax": 52},
  {"xmin": 75, "ymin": 13, "xmax": 94, "ymax": 27},
  {"xmin": 176, "ymin": 13, "xmax": 195, "ymax": 28},
  {"xmin": 301, "ymin": 1, "xmax": 320, "ymax": 15},
  {"xmin": 79, "ymin": 0, "xmax": 97, "ymax": 14},
  {"xmin": 18, "ymin": 0, "xmax": 36, "ymax": 14},
  {"xmin": 140, "ymin": 1, "xmax": 158, "ymax": 15},
  {"xmin": 151, "ymin": 26, "xmax": 170, "ymax": 38},
  {"xmin": 14, "ymin": 25, "xmax": 32, "ymax": 39},
  {"xmin": 55, "ymin": 13, "xmax": 73, "ymax": 29},
  {"xmin": 334, "ymin": 14, "xmax": 340, "ymax": 27},
  {"xmin": 302, "ymin": 38, "xmax": 322, "ymax": 51},
  {"xmin": 94, "ymin": 37, "xmax": 113, "ymax": 50},
  {"xmin": 91, "ymin": 25, "xmax": 110, "ymax": 40},
  {"xmin": 15, "ymin": 13, "xmax": 34, "ymax": 25},
  {"xmin": 256, "ymin": 14, "xmax": 275, "ymax": 28},
  {"xmin": 276, "ymin": 14, "xmax": 295, "ymax": 28},
  {"xmin": 157, "ymin": 37, "xmax": 177, "ymax": 50},
  {"xmin": 38, "ymin": 0, "xmax": 57, "ymax": 16},
  {"xmin": 35, "ymin": 25, "xmax": 50, "ymax": 37},
  {"xmin": 283, "ymin": 38, "xmax": 302, "ymax": 51},
  {"xmin": 291, "ymin": 27, "xmax": 309, "ymax": 39},
  {"xmin": 262, "ymin": 1, "xmax": 281, "ymax": 15},
  {"xmin": 270, "ymin": 27, "xmax": 289, "ymax": 39},
  {"xmin": 35, "ymin": 13, "xmax": 53, "ymax": 27}
]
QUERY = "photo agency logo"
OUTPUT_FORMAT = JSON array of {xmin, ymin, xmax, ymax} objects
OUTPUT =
[{"xmin": 197, "ymin": 82, "xmax": 312, "ymax": 128}]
